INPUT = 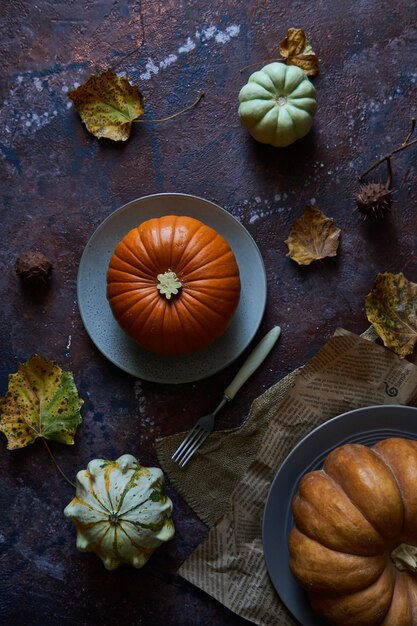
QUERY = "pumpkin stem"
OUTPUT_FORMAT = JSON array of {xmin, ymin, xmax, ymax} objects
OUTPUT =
[
  {"xmin": 157, "ymin": 270, "xmax": 182, "ymax": 300},
  {"xmin": 391, "ymin": 543, "xmax": 417, "ymax": 572},
  {"xmin": 42, "ymin": 439, "xmax": 76, "ymax": 489}
]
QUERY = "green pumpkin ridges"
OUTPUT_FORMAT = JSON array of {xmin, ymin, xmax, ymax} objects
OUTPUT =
[
  {"xmin": 73, "ymin": 495, "xmax": 106, "ymax": 515},
  {"xmin": 111, "ymin": 524, "xmax": 119, "ymax": 560},
  {"xmin": 115, "ymin": 465, "xmax": 152, "ymax": 514},
  {"xmin": 103, "ymin": 462, "xmax": 120, "ymax": 511},
  {"xmin": 122, "ymin": 517, "xmax": 168, "ymax": 533},
  {"xmin": 117, "ymin": 522, "xmax": 154, "ymax": 555},
  {"xmin": 118, "ymin": 487, "xmax": 167, "ymax": 517},
  {"xmin": 248, "ymin": 73, "xmax": 277, "ymax": 96},
  {"xmin": 95, "ymin": 521, "xmax": 111, "ymax": 547},
  {"xmin": 87, "ymin": 471, "xmax": 111, "ymax": 514}
]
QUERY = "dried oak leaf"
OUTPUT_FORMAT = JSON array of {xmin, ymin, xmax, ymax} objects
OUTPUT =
[
  {"xmin": 279, "ymin": 28, "xmax": 319, "ymax": 76},
  {"xmin": 0, "ymin": 355, "xmax": 83, "ymax": 450},
  {"xmin": 68, "ymin": 69, "xmax": 144, "ymax": 141},
  {"xmin": 365, "ymin": 272, "xmax": 417, "ymax": 359},
  {"xmin": 285, "ymin": 206, "xmax": 341, "ymax": 266}
]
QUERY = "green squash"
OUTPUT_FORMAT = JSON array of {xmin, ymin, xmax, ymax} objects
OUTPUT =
[
  {"xmin": 238, "ymin": 62, "xmax": 317, "ymax": 147},
  {"xmin": 64, "ymin": 454, "xmax": 174, "ymax": 570}
]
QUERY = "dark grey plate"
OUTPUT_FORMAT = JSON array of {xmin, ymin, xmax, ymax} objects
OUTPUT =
[
  {"xmin": 262, "ymin": 404, "xmax": 417, "ymax": 626},
  {"xmin": 77, "ymin": 193, "xmax": 267, "ymax": 383}
]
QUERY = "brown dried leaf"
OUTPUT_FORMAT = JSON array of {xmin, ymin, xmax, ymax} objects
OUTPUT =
[
  {"xmin": 285, "ymin": 206, "xmax": 340, "ymax": 266},
  {"xmin": 365, "ymin": 272, "xmax": 417, "ymax": 359},
  {"xmin": 279, "ymin": 28, "xmax": 319, "ymax": 76},
  {"xmin": 68, "ymin": 69, "xmax": 144, "ymax": 141}
]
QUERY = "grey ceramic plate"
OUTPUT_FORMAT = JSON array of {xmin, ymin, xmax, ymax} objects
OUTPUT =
[
  {"xmin": 262, "ymin": 404, "xmax": 417, "ymax": 626},
  {"xmin": 77, "ymin": 192, "xmax": 267, "ymax": 383}
]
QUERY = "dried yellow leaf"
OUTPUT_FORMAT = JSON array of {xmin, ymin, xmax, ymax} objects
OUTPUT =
[
  {"xmin": 68, "ymin": 69, "xmax": 144, "ymax": 141},
  {"xmin": 285, "ymin": 206, "xmax": 340, "ymax": 266},
  {"xmin": 0, "ymin": 355, "xmax": 83, "ymax": 450},
  {"xmin": 365, "ymin": 272, "xmax": 417, "ymax": 359},
  {"xmin": 279, "ymin": 28, "xmax": 319, "ymax": 76}
]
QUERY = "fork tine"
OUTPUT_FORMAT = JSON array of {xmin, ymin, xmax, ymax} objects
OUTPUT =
[
  {"xmin": 171, "ymin": 425, "xmax": 205, "ymax": 462},
  {"xmin": 178, "ymin": 430, "xmax": 209, "ymax": 467},
  {"xmin": 172, "ymin": 430, "xmax": 206, "ymax": 465}
]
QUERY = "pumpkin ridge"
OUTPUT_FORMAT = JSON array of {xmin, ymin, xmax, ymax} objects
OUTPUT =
[
  {"xmin": 168, "ymin": 300, "xmax": 188, "ymax": 353},
  {"xmin": 180, "ymin": 250, "xmax": 238, "ymax": 278},
  {"xmin": 173, "ymin": 296, "xmax": 210, "ymax": 336},
  {"xmin": 309, "ymin": 564, "xmax": 395, "ymax": 625},
  {"xmin": 185, "ymin": 278, "xmax": 240, "ymax": 290},
  {"xmin": 109, "ymin": 286, "xmax": 156, "ymax": 304},
  {"xmin": 96, "ymin": 522, "xmax": 112, "ymax": 547},
  {"xmin": 125, "ymin": 299, "xmax": 166, "ymax": 340},
  {"xmin": 252, "ymin": 77, "xmax": 277, "ymax": 97},
  {"xmin": 72, "ymin": 496, "xmax": 107, "ymax": 517},
  {"xmin": 123, "ymin": 518, "xmax": 167, "ymax": 533},
  {"xmin": 371, "ymin": 447, "xmax": 408, "ymax": 538},
  {"xmin": 120, "ymin": 234, "xmax": 158, "ymax": 276},
  {"xmin": 168, "ymin": 215, "xmax": 180, "ymax": 269},
  {"xmin": 296, "ymin": 471, "xmax": 386, "ymax": 554},
  {"xmin": 117, "ymin": 523, "xmax": 150, "ymax": 552},
  {"xmin": 110, "ymin": 252, "xmax": 156, "ymax": 280},
  {"xmin": 282, "ymin": 107, "xmax": 297, "ymax": 140},
  {"xmin": 159, "ymin": 298, "xmax": 169, "ymax": 353},
  {"xmin": 136, "ymin": 221, "xmax": 166, "ymax": 271},
  {"xmin": 177, "ymin": 291, "xmax": 228, "ymax": 329},
  {"xmin": 176, "ymin": 225, "xmax": 218, "ymax": 273},
  {"xmin": 119, "ymin": 493, "xmax": 160, "ymax": 517},
  {"xmin": 263, "ymin": 63, "xmax": 285, "ymax": 92},
  {"xmin": 108, "ymin": 281, "xmax": 155, "ymax": 292},
  {"xmin": 116, "ymin": 290, "xmax": 159, "ymax": 321},
  {"xmin": 115, "ymin": 467, "xmax": 150, "ymax": 514},
  {"xmin": 274, "ymin": 105, "xmax": 280, "ymax": 140},
  {"xmin": 180, "ymin": 290, "xmax": 235, "ymax": 322},
  {"xmin": 87, "ymin": 472, "xmax": 111, "ymax": 514},
  {"xmin": 322, "ymin": 466, "xmax": 393, "ymax": 543},
  {"xmin": 103, "ymin": 464, "xmax": 118, "ymax": 512},
  {"xmin": 284, "ymin": 68, "xmax": 304, "ymax": 92}
]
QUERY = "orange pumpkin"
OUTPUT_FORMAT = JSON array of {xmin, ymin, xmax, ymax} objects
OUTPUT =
[
  {"xmin": 106, "ymin": 215, "xmax": 241, "ymax": 355},
  {"xmin": 289, "ymin": 438, "xmax": 417, "ymax": 625}
]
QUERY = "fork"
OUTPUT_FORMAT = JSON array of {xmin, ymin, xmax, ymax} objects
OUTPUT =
[{"xmin": 171, "ymin": 326, "xmax": 281, "ymax": 467}]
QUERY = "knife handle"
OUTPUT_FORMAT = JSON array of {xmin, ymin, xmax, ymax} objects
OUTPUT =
[{"xmin": 224, "ymin": 326, "xmax": 281, "ymax": 400}]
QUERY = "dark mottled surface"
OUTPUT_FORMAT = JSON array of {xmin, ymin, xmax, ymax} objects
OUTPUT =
[{"xmin": 0, "ymin": 1, "xmax": 416, "ymax": 625}]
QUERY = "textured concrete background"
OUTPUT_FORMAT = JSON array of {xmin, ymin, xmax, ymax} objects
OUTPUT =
[{"xmin": 1, "ymin": 1, "xmax": 416, "ymax": 624}]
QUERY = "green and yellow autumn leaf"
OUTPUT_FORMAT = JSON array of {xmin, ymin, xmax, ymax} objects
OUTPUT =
[
  {"xmin": 0, "ymin": 355, "xmax": 83, "ymax": 450},
  {"xmin": 285, "ymin": 205, "xmax": 341, "ymax": 265},
  {"xmin": 68, "ymin": 69, "xmax": 145, "ymax": 141},
  {"xmin": 279, "ymin": 28, "xmax": 319, "ymax": 76},
  {"xmin": 365, "ymin": 272, "xmax": 417, "ymax": 359}
]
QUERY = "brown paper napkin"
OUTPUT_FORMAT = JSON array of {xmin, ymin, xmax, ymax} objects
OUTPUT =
[
  {"xmin": 156, "ymin": 366, "xmax": 300, "ymax": 527},
  {"xmin": 156, "ymin": 329, "xmax": 417, "ymax": 626}
]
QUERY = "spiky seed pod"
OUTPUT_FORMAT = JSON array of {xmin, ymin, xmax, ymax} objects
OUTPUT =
[
  {"xmin": 355, "ymin": 181, "xmax": 393, "ymax": 219},
  {"xmin": 15, "ymin": 251, "xmax": 53, "ymax": 287}
]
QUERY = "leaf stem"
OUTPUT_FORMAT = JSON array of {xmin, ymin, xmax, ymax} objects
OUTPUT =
[
  {"xmin": 358, "ymin": 118, "xmax": 417, "ymax": 181},
  {"xmin": 42, "ymin": 439, "xmax": 76, "ymax": 489},
  {"xmin": 239, "ymin": 57, "xmax": 284, "ymax": 73},
  {"xmin": 135, "ymin": 93, "xmax": 204, "ymax": 123},
  {"xmin": 403, "ymin": 117, "xmax": 416, "ymax": 145}
]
